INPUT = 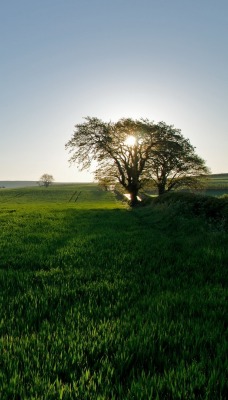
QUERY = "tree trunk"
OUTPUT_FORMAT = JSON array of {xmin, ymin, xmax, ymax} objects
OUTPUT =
[
  {"xmin": 158, "ymin": 184, "xmax": 166, "ymax": 196},
  {"xmin": 129, "ymin": 190, "xmax": 139, "ymax": 207}
]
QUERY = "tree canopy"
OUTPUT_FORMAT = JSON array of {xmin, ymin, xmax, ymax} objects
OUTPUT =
[
  {"xmin": 66, "ymin": 117, "xmax": 209, "ymax": 205},
  {"xmin": 145, "ymin": 122, "xmax": 210, "ymax": 195},
  {"xmin": 39, "ymin": 173, "xmax": 54, "ymax": 187}
]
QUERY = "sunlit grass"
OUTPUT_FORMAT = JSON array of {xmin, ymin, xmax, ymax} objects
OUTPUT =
[{"xmin": 0, "ymin": 185, "xmax": 227, "ymax": 399}]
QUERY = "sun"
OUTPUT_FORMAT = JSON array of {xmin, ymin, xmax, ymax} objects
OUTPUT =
[{"xmin": 125, "ymin": 135, "xmax": 136, "ymax": 147}]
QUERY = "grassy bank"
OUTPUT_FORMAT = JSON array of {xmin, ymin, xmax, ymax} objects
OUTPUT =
[{"xmin": 0, "ymin": 185, "xmax": 227, "ymax": 399}]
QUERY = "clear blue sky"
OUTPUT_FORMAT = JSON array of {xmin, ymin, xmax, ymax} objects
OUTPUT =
[{"xmin": 0, "ymin": 0, "xmax": 227, "ymax": 181}]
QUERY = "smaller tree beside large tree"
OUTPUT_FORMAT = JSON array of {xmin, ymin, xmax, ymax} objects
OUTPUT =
[
  {"xmin": 39, "ymin": 173, "xmax": 54, "ymax": 187},
  {"xmin": 145, "ymin": 122, "xmax": 210, "ymax": 195}
]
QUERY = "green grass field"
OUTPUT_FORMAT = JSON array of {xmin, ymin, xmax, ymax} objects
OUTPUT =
[
  {"xmin": 0, "ymin": 184, "xmax": 227, "ymax": 399},
  {"xmin": 207, "ymin": 173, "xmax": 228, "ymax": 186},
  {"xmin": 203, "ymin": 173, "xmax": 228, "ymax": 196}
]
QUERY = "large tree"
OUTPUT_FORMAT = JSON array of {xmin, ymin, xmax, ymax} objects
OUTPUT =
[
  {"xmin": 66, "ymin": 117, "xmax": 157, "ymax": 206},
  {"xmin": 66, "ymin": 117, "xmax": 209, "ymax": 205}
]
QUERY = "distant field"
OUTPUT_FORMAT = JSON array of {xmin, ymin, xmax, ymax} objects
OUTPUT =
[
  {"xmin": 0, "ymin": 184, "xmax": 227, "ymax": 399},
  {"xmin": 207, "ymin": 173, "xmax": 228, "ymax": 180},
  {"xmin": 0, "ymin": 181, "xmax": 89, "ymax": 189},
  {"xmin": 0, "ymin": 183, "xmax": 118, "ymax": 208},
  {"xmin": 205, "ymin": 173, "xmax": 228, "ymax": 188},
  {"xmin": 197, "ymin": 174, "xmax": 228, "ymax": 197},
  {"xmin": 1, "ymin": 173, "xmax": 228, "ymax": 195}
]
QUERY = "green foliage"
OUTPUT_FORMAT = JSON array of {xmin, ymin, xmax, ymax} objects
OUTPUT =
[
  {"xmin": 0, "ymin": 185, "xmax": 227, "ymax": 398},
  {"xmin": 66, "ymin": 117, "xmax": 209, "ymax": 205}
]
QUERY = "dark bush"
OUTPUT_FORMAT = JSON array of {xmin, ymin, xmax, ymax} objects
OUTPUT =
[{"xmin": 152, "ymin": 191, "xmax": 228, "ymax": 230}]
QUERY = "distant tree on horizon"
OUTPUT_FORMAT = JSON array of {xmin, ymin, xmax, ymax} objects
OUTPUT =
[
  {"xmin": 66, "ymin": 117, "xmax": 209, "ymax": 206},
  {"xmin": 39, "ymin": 173, "xmax": 54, "ymax": 187}
]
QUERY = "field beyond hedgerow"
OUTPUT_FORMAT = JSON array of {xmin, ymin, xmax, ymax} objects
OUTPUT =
[{"xmin": 0, "ymin": 185, "xmax": 227, "ymax": 399}]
